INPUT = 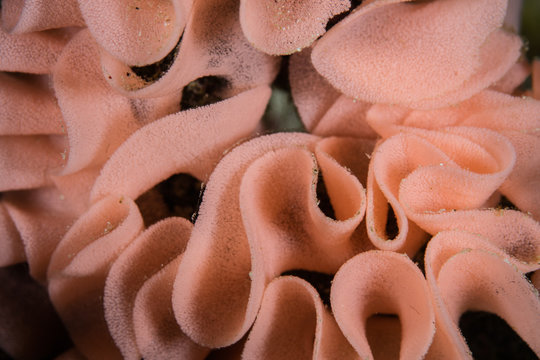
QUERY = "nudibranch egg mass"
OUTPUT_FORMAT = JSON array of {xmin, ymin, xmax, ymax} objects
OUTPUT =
[{"xmin": 0, "ymin": 0, "xmax": 539, "ymax": 359}]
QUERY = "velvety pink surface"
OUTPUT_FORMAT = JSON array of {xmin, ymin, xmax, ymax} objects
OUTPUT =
[
  {"xmin": 425, "ymin": 230, "xmax": 540, "ymax": 359},
  {"xmin": 240, "ymin": 0, "xmax": 350, "ymax": 55},
  {"xmin": 367, "ymin": 90, "xmax": 540, "ymax": 220},
  {"xmin": 0, "ymin": 19, "xmax": 70, "ymax": 74},
  {"xmin": 101, "ymin": 0, "xmax": 279, "ymax": 98},
  {"xmin": 1, "ymin": 0, "xmax": 84, "ymax": 34},
  {"xmin": 90, "ymin": 85, "xmax": 270, "ymax": 202},
  {"xmin": 242, "ymin": 276, "xmax": 356, "ymax": 359},
  {"xmin": 289, "ymin": 47, "xmax": 377, "ymax": 138},
  {"xmin": 311, "ymin": 0, "xmax": 521, "ymax": 108},
  {"xmin": 172, "ymin": 133, "xmax": 374, "ymax": 348},
  {"xmin": 79, "ymin": 0, "xmax": 191, "ymax": 66},
  {"xmin": 332, "ymin": 250, "xmax": 435, "ymax": 359},
  {"xmin": 53, "ymin": 29, "xmax": 181, "ymax": 175},
  {"xmin": 48, "ymin": 195, "xmax": 144, "ymax": 360},
  {"xmin": 105, "ymin": 217, "xmax": 208, "ymax": 360}
]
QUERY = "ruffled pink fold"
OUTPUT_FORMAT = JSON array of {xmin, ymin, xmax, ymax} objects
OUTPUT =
[
  {"xmin": 533, "ymin": 60, "xmax": 540, "ymax": 100},
  {"xmin": 104, "ymin": 217, "xmax": 208, "ymax": 360},
  {"xmin": 90, "ymin": 85, "xmax": 271, "ymax": 202},
  {"xmin": 366, "ymin": 127, "xmax": 515, "ymax": 254},
  {"xmin": 311, "ymin": 0, "xmax": 521, "ymax": 108},
  {"xmin": 0, "ymin": 185, "xmax": 90, "ymax": 282},
  {"xmin": 1, "ymin": 0, "xmax": 84, "ymax": 33},
  {"xmin": 0, "ymin": 135, "xmax": 64, "ymax": 191},
  {"xmin": 289, "ymin": 47, "xmax": 376, "ymax": 138},
  {"xmin": 0, "ymin": 73, "xmax": 63, "ymax": 135},
  {"xmin": 425, "ymin": 230, "xmax": 540, "ymax": 359},
  {"xmin": 242, "ymin": 276, "xmax": 356, "ymax": 359},
  {"xmin": 367, "ymin": 90, "xmax": 540, "ymax": 219},
  {"xmin": 239, "ymin": 0, "xmax": 350, "ymax": 55},
  {"xmin": 0, "ymin": 20, "xmax": 70, "ymax": 73},
  {"xmin": 100, "ymin": 0, "xmax": 279, "ymax": 98},
  {"xmin": 53, "ymin": 29, "xmax": 181, "ymax": 175},
  {"xmin": 332, "ymin": 250, "xmax": 435, "ymax": 359},
  {"xmin": 78, "ymin": 0, "xmax": 191, "ymax": 66},
  {"xmin": 172, "ymin": 133, "xmax": 374, "ymax": 347},
  {"xmin": 47, "ymin": 195, "xmax": 144, "ymax": 360}
]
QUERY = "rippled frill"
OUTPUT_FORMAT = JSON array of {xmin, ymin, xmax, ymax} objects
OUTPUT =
[
  {"xmin": 171, "ymin": 132, "xmax": 375, "ymax": 349},
  {"xmin": 332, "ymin": 250, "xmax": 435, "ymax": 359},
  {"xmin": 289, "ymin": 46, "xmax": 377, "ymax": 138},
  {"xmin": 366, "ymin": 89, "xmax": 540, "ymax": 222},
  {"xmin": 239, "ymin": 0, "xmax": 350, "ymax": 55},
  {"xmin": 310, "ymin": 0, "xmax": 522, "ymax": 109},
  {"xmin": 424, "ymin": 226, "xmax": 540, "ymax": 359},
  {"xmin": 98, "ymin": 0, "xmax": 280, "ymax": 98},
  {"xmin": 46, "ymin": 86, "xmax": 271, "ymax": 359},
  {"xmin": 0, "ymin": 27, "xmax": 182, "ymax": 283}
]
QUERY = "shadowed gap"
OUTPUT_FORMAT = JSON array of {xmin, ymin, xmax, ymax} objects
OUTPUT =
[
  {"xmin": 459, "ymin": 311, "xmax": 536, "ymax": 359},
  {"xmin": 180, "ymin": 76, "xmax": 229, "ymax": 110},
  {"xmin": 131, "ymin": 35, "xmax": 182, "ymax": 83},
  {"xmin": 280, "ymin": 270, "xmax": 334, "ymax": 308},
  {"xmin": 135, "ymin": 173, "xmax": 204, "ymax": 227}
]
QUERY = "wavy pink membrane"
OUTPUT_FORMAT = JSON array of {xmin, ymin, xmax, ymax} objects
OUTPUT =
[
  {"xmin": 0, "ymin": 19, "xmax": 71, "ymax": 74},
  {"xmin": 425, "ymin": 230, "xmax": 540, "ymax": 358},
  {"xmin": 332, "ymin": 250, "xmax": 435, "ymax": 359},
  {"xmin": 53, "ymin": 29, "xmax": 181, "ymax": 175},
  {"xmin": 100, "ymin": 0, "xmax": 279, "ymax": 98},
  {"xmin": 172, "ymin": 133, "xmax": 374, "ymax": 347},
  {"xmin": 312, "ymin": 0, "xmax": 521, "ymax": 108},
  {"xmin": 91, "ymin": 85, "xmax": 271, "ymax": 202},
  {"xmin": 366, "ymin": 126, "xmax": 515, "ymax": 254},
  {"xmin": 78, "ymin": 0, "xmax": 191, "ymax": 66},
  {"xmin": 1, "ymin": 0, "xmax": 84, "ymax": 34},
  {"xmin": 104, "ymin": 217, "xmax": 209, "ymax": 360},
  {"xmin": 48, "ymin": 195, "xmax": 144, "ymax": 360},
  {"xmin": 367, "ymin": 90, "xmax": 540, "ymax": 219},
  {"xmin": 41, "ymin": 86, "xmax": 269, "ymax": 357},
  {"xmin": 242, "ymin": 276, "xmax": 355, "ymax": 359},
  {"xmin": 240, "ymin": 0, "xmax": 350, "ymax": 55},
  {"xmin": 289, "ymin": 47, "xmax": 377, "ymax": 138}
]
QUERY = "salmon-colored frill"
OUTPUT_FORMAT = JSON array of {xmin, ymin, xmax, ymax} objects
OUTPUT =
[
  {"xmin": 1, "ymin": 0, "xmax": 540, "ymax": 359},
  {"xmin": 33, "ymin": 130, "xmax": 540, "ymax": 358}
]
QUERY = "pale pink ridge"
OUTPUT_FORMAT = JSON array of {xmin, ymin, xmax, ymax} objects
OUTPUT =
[
  {"xmin": 332, "ymin": 250, "xmax": 435, "ymax": 359},
  {"xmin": 312, "ymin": 0, "xmax": 521, "ymax": 108},
  {"xmin": 240, "ymin": 0, "xmax": 350, "ymax": 55}
]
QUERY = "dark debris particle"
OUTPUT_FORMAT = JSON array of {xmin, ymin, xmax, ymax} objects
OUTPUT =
[
  {"xmin": 281, "ymin": 269, "xmax": 334, "ymax": 308},
  {"xmin": 130, "ymin": 35, "xmax": 182, "ymax": 83},
  {"xmin": 459, "ymin": 311, "xmax": 537, "ymax": 360},
  {"xmin": 136, "ymin": 173, "xmax": 203, "ymax": 227},
  {"xmin": 180, "ymin": 76, "xmax": 229, "ymax": 110},
  {"xmin": 316, "ymin": 171, "xmax": 336, "ymax": 220}
]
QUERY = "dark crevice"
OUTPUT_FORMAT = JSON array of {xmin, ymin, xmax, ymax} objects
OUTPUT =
[
  {"xmin": 459, "ymin": 311, "xmax": 537, "ymax": 359},
  {"xmin": 135, "ymin": 173, "xmax": 204, "ymax": 227},
  {"xmin": 281, "ymin": 270, "xmax": 333, "ymax": 308},
  {"xmin": 316, "ymin": 171, "xmax": 336, "ymax": 220},
  {"xmin": 180, "ymin": 76, "xmax": 230, "ymax": 110},
  {"xmin": 496, "ymin": 195, "xmax": 519, "ymax": 211},
  {"xmin": 261, "ymin": 56, "xmax": 305, "ymax": 133},
  {"xmin": 325, "ymin": 0, "xmax": 363, "ymax": 31},
  {"xmin": 385, "ymin": 205, "xmax": 399, "ymax": 240},
  {"xmin": 0, "ymin": 263, "xmax": 73, "ymax": 359},
  {"xmin": 411, "ymin": 241, "xmax": 427, "ymax": 275},
  {"xmin": 130, "ymin": 34, "xmax": 182, "ymax": 83}
]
